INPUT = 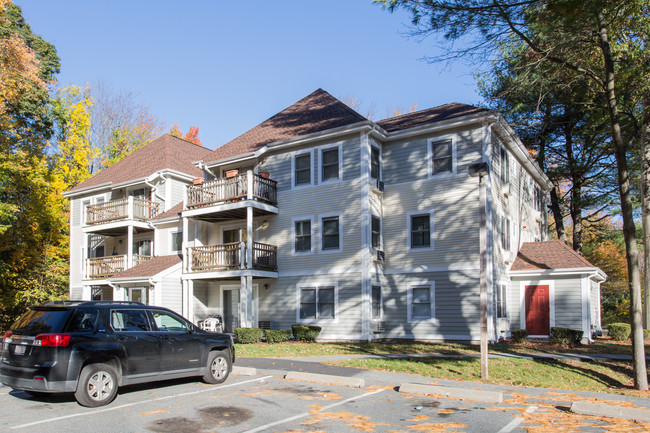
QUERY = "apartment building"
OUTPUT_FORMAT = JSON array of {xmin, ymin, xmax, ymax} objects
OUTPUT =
[{"xmin": 64, "ymin": 89, "xmax": 605, "ymax": 342}]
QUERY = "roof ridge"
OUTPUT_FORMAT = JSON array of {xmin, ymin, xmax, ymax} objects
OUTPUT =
[{"xmin": 378, "ymin": 102, "xmax": 465, "ymax": 122}]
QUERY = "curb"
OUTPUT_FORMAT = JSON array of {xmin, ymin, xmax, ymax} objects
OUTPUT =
[
  {"xmin": 570, "ymin": 401, "xmax": 650, "ymax": 422},
  {"xmin": 232, "ymin": 366, "xmax": 257, "ymax": 376},
  {"xmin": 284, "ymin": 371, "xmax": 365, "ymax": 388},
  {"xmin": 399, "ymin": 383, "xmax": 504, "ymax": 403}
]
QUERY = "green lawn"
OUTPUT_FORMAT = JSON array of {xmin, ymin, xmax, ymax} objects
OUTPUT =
[
  {"xmin": 234, "ymin": 338, "xmax": 650, "ymax": 395},
  {"xmin": 326, "ymin": 357, "xmax": 638, "ymax": 395},
  {"xmin": 234, "ymin": 338, "xmax": 648, "ymax": 358}
]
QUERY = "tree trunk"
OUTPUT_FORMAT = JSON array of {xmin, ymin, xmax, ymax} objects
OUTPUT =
[
  {"xmin": 549, "ymin": 186, "xmax": 567, "ymax": 243},
  {"xmin": 597, "ymin": 11, "xmax": 647, "ymax": 390},
  {"xmin": 642, "ymin": 94, "xmax": 650, "ymax": 329}
]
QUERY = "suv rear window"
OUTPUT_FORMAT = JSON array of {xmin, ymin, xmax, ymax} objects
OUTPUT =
[
  {"xmin": 66, "ymin": 309, "xmax": 99, "ymax": 333},
  {"xmin": 11, "ymin": 308, "xmax": 72, "ymax": 335}
]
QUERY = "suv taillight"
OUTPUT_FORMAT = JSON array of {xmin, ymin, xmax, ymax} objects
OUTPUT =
[
  {"xmin": 34, "ymin": 333, "xmax": 71, "ymax": 347},
  {"xmin": 3, "ymin": 331, "xmax": 13, "ymax": 344}
]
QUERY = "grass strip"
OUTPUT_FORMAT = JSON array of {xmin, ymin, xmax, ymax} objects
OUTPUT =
[{"xmin": 326, "ymin": 357, "xmax": 642, "ymax": 395}]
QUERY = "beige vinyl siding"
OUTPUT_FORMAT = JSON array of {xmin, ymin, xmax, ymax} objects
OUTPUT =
[
  {"xmin": 382, "ymin": 176, "xmax": 480, "ymax": 268},
  {"xmin": 507, "ymin": 280, "xmax": 523, "ymax": 329},
  {"xmin": 382, "ymin": 271, "xmax": 480, "ymax": 340},
  {"xmin": 161, "ymin": 277, "xmax": 183, "ymax": 315},
  {"xmin": 257, "ymin": 274, "xmax": 363, "ymax": 339},
  {"xmin": 265, "ymin": 180, "xmax": 362, "ymax": 273},
  {"xmin": 170, "ymin": 178, "xmax": 186, "ymax": 208},
  {"xmin": 553, "ymin": 276, "xmax": 583, "ymax": 330},
  {"xmin": 70, "ymin": 285, "xmax": 83, "ymax": 300}
]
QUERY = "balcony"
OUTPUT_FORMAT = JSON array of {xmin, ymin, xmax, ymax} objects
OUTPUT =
[
  {"xmin": 85, "ymin": 254, "xmax": 152, "ymax": 279},
  {"xmin": 186, "ymin": 242, "xmax": 277, "ymax": 273},
  {"xmin": 184, "ymin": 172, "xmax": 278, "ymax": 222},
  {"xmin": 84, "ymin": 198, "xmax": 160, "ymax": 235}
]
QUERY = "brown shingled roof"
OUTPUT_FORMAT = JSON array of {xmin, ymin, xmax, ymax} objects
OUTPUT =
[
  {"xmin": 208, "ymin": 88, "xmax": 368, "ymax": 162},
  {"xmin": 68, "ymin": 135, "xmax": 212, "ymax": 193},
  {"xmin": 511, "ymin": 241, "xmax": 596, "ymax": 271},
  {"xmin": 154, "ymin": 202, "xmax": 184, "ymax": 221},
  {"xmin": 376, "ymin": 103, "xmax": 488, "ymax": 133},
  {"xmin": 111, "ymin": 255, "xmax": 182, "ymax": 279}
]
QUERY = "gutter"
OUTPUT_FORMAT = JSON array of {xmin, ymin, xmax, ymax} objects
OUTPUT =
[{"xmin": 62, "ymin": 182, "xmax": 113, "ymax": 198}]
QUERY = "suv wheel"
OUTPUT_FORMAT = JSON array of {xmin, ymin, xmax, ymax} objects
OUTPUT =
[
  {"xmin": 203, "ymin": 350, "xmax": 231, "ymax": 384},
  {"xmin": 75, "ymin": 363, "xmax": 118, "ymax": 407}
]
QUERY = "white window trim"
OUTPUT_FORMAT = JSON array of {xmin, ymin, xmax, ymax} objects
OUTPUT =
[
  {"xmin": 291, "ymin": 215, "xmax": 316, "ymax": 256},
  {"xmin": 499, "ymin": 145, "xmax": 511, "ymax": 184},
  {"xmin": 319, "ymin": 212, "xmax": 343, "ymax": 253},
  {"xmin": 407, "ymin": 281, "xmax": 436, "ymax": 323},
  {"xmin": 170, "ymin": 229, "xmax": 183, "ymax": 254},
  {"xmin": 81, "ymin": 199, "xmax": 91, "ymax": 225},
  {"xmin": 406, "ymin": 209, "xmax": 435, "ymax": 251},
  {"xmin": 296, "ymin": 282, "xmax": 339, "ymax": 324},
  {"xmin": 495, "ymin": 282, "xmax": 508, "ymax": 320},
  {"xmin": 318, "ymin": 143, "xmax": 343, "ymax": 185},
  {"xmin": 371, "ymin": 283, "xmax": 383, "ymax": 320},
  {"xmin": 291, "ymin": 149, "xmax": 314, "ymax": 190},
  {"xmin": 500, "ymin": 213, "xmax": 512, "ymax": 253},
  {"xmin": 370, "ymin": 212, "xmax": 383, "ymax": 252},
  {"xmin": 428, "ymin": 135, "xmax": 457, "ymax": 179}
]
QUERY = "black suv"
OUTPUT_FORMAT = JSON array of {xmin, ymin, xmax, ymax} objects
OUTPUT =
[{"xmin": 0, "ymin": 301, "xmax": 235, "ymax": 407}]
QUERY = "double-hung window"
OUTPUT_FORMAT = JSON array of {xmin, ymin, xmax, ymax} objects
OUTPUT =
[
  {"xmin": 170, "ymin": 231, "xmax": 182, "ymax": 253},
  {"xmin": 371, "ymin": 146, "xmax": 381, "ymax": 179},
  {"xmin": 321, "ymin": 147, "xmax": 340, "ymax": 182},
  {"xmin": 496, "ymin": 283, "xmax": 507, "ymax": 319},
  {"xmin": 321, "ymin": 216, "xmax": 340, "ymax": 251},
  {"xmin": 501, "ymin": 215, "xmax": 511, "ymax": 251},
  {"xmin": 409, "ymin": 213, "xmax": 432, "ymax": 249},
  {"xmin": 299, "ymin": 286, "xmax": 335, "ymax": 320},
  {"xmin": 409, "ymin": 283, "xmax": 435, "ymax": 321},
  {"xmin": 294, "ymin": 153, "xmax": 311, "ymax": 186},
  {"xmin": 371, "ymin": 215, "xmax": 381, "ymax": 250},
  {"xmin": 500, "ymin": 146, "xmax": 510, "ymax": 183},
  {"xmin": 431, "ymin": 139, "xmax": 453, "ymax": 175},
  {"xmin": 371, "ymin": 285, "xmax": 382, "ymax": 319},
  {"xmin": 294, "ymin": 219, "xmax": 312, "ymax": 253}
]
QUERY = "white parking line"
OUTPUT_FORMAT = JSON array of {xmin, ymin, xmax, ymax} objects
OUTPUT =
[
  {"xmin": 241, "ymin": 388, "xmax": 387, "ymax": 433},
  {"xmin": 9, "ymin": 376, "xmax": 272, "ymax": 430},
  {"xmin": 497, "ymin": 406, "xmax": 538, "ymax": 433}
]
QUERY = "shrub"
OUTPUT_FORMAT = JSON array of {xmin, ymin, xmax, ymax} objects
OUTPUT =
[
  {"xmin": 645, "ymin": 329, "xmax": 650, "ymax": 340},
  {"xmin": 234, "ymin": 327, "xmax": 264, "ymax": 344},
  {"xmin": 608, "ymin": 323, "xmax": 631, "ymax": 341},
  {"xmin": 265, "ymin": 329, "xmax": 292, "ymax": 344},
  {"xmin": 291, "ymin": 324, "xmax": 322, "ymax": 342},
  {"xmin": 550, "ymin": 327, "xmax": 583, "ymax": 347},
  {"xmin": 510, "ymin": 329, "xmax": 528, "ymax": 343}
]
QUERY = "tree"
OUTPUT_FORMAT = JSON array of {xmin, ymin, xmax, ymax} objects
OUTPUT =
[
  {"xmin": 50, "ymin": 85, "xmax": 97, "ymax": 191},
  {"xmin": 377, "ymin": 0, "xmax": 649, "ymax": 389},
  {"xmin": 0, "ymin": 1, "xmax": 66, "ymax": 329},
  {"xmin": 89, "ymin": 81, "xmax": 165, "ymax": 170},
  {"xmin": 170, "ymin": 123, "xmax": 202, "ymax": 146}
]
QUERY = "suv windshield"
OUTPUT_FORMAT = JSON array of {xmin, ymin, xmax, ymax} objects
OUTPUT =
[{"xmin": 11, "ymin": 308, "xmax": 72, "ymax": 335}]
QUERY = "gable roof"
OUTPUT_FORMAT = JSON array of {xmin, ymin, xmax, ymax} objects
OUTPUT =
[
  {"xmin": 67, "ymin": 135, "xmax": 212, "ymax": 193},
  {"xmin": 207, "ymin": 88, "xmax": 368, "ymax": 162},
  {"xmin": 376, "ymin": 103, "xmax": 488, "ymax": 133},
  {"xmin": 511, "ymin": 240, "xmax": 596, "ymax": 271},
  {"xmin": 110, "ymin": 255, "xmax": 182, "ymax": 280}
]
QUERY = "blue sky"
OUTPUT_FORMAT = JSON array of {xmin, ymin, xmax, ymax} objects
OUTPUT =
[{"xmin": 17, "ymin": 0, "xmax": 482, "ymax": 150}]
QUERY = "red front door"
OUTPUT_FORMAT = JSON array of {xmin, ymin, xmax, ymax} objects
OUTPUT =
[{"xmin": 525, "ymin": 285, "xmax": 550, "ymax": 335}]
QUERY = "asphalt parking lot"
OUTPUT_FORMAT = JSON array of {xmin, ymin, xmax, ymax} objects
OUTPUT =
[{"xmin": 1, "ymin": 366, "xmax": 650, "ymax": 432}]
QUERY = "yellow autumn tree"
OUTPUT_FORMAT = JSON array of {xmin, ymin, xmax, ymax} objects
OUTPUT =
[{"xmin": 50, "ymin": 85, "xmax": 97, "ymax": 191}]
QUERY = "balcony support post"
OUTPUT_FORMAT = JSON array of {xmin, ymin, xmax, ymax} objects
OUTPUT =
[
  {"xmin": 246, "ymin": 206, "xmax": 253, "ymax": 269},
  {"xmin": 239, "ymin": 274, "xmax": 253, "ymax": 328},
  {"xmin": 128, "ymin": 196, "xmax": 134, "ymax": 219},
  {"xmin": 247, "ymin": 169, "xmax": 254, "ymax": 201},
  {"xmin": 127, "ymin": 225, "xmax": 133, "ymax": 269}
]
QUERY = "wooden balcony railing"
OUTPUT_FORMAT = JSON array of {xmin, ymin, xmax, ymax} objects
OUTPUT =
[
  {"xmin": 187, "ymin": 242, "xmax": 278, "ymax": 273},
  {"xmin": 86, "ymin": 197, "xmax": 160, "ymax": 225},
  {"xmin": 85, "ymin": 254, "xmax": 152, "ymax": 279},
  {"xmin": 186, "ymin": 172, "xmax": 277, "ymax": 209}
]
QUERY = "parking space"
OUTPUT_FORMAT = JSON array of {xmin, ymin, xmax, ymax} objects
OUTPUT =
[{"xmin": 1, "ymin": 374, "xmax": 648, "ymax": 432}]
